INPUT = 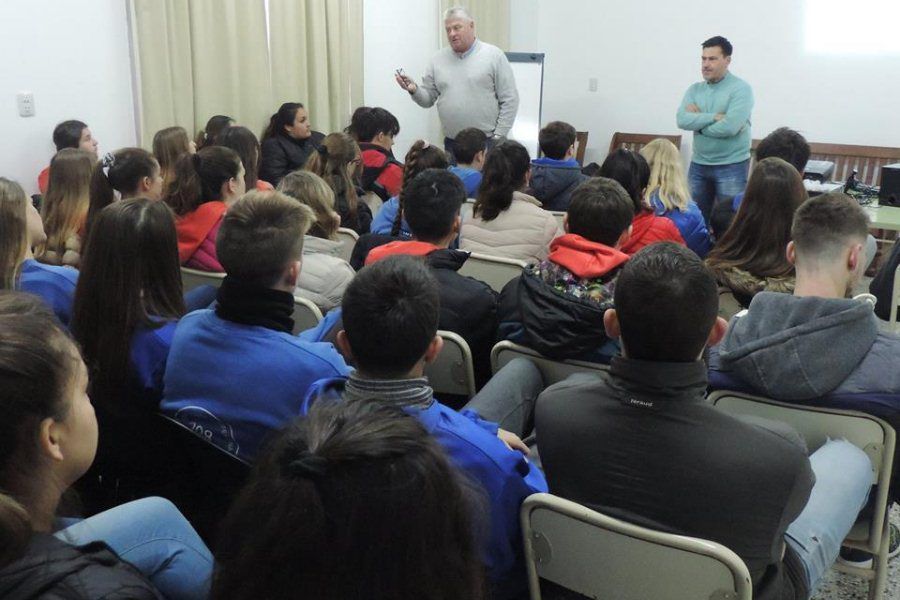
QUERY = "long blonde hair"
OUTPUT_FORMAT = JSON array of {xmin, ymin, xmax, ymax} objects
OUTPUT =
[
  {"xmin": 277, "ymin": 170, "xmax": 340, "ymax": 240},
  {"xmin": 41, "ymin": 148, "xmax": 93, "ymax": 263},
  {"xmin": 640, "ymin": 138, "xmax": 691, "ymax": 212},
  {"xmin": 0, "ymin": 179, "xmax": 29, "ymax": 289}
]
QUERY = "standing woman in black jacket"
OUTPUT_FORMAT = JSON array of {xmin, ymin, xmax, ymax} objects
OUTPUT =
[
  {"xmin": 259, "ymin": 102, "xmax": 325, "ymax": 187},
  {"xmin": 0, "ymin": 292, "xmax": 213, "ymax": 599}
]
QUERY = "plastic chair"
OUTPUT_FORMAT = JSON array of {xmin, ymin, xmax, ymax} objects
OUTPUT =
[
  {"xmin": 458, "ymin": 253, "xmax": 527, "ymax": 292},
  {"xmin": 157, "ymin": 414, "xmax": 251, "ymax": 545},
  {"xmin": 335, "ymin": 227, "xmax": 359, "ymax": 263},
  {"xmin": 608, "ymin": 132, "xmax": 683, "ymax": 155},
  {"xmin": 424, "ymin": 330, "xmax": 476, "ymax": 399},
  {"xmin": 708, "ymin": 390, "xmax": 896, "ymax": 600},
  {"xmin": 291, "ymin": 296, "xmax": 323, "ymax": 334},
  {"xmin": 491, "ymin": 340, "xmax": 609, "ymax": 385},
  {"xmin": 361, "ymin": 191, "xmax": 383, "ymax": 218},
  {"xmin": 718, "ymin": 286, "xmax": 743, "ymax": 321},
  {"xmin": 521, "ymin": 493, "xmax": 752, "ymax": 600},
  {"xmin": 550, "ymin": 211, "xmax": 566, "ymax": 229},
  {"xmin": 181, "ymin": 267, "xmax": 226, "ymax": 292}
]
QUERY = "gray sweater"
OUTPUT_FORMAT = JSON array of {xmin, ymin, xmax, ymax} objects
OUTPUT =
[{"xmin": 412, "ymin": 39, "xmax": 519, "ymax": 138}]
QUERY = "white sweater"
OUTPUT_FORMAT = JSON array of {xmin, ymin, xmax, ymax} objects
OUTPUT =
[
  {"xmin": 411, "ymin": 39, "xmax": 519, "ymax": 138},
  {"xmin": 460, "ymin": 192, "xmax": 563, "ymax": 264},
  {"xmin": 294, "ymin": 236, "xmax": 355, "ymax": 312}
]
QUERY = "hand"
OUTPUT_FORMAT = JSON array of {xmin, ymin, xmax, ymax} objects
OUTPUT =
[
  {"xmin": 714, "ymin": 113, "xmax": 726, "ymax": 121},
  {"xmin": 686, "ymin": 103, "xmax": 700, "ymax": 113},
  {"xmin": 395, "ymin": 72, "xmax": 417, "ymax": 94},
  {"xmin": 497, "ymin": 428, "xmax": 530, "ymax": 455}
]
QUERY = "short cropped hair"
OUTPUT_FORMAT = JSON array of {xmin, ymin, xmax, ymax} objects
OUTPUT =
[
  {"xmin": 216, "ymin": 191, "xmax": 314, "ymax": 286},
  {"xmin": 404, "ymin": 169, "xmax": 465, "ymax": 243},
  {"xmin": 52, "ymin": 120, "xmax": 88, "ymax": 151},
  {"xmin": 702, "ymin": 36, "xmax": 733, "ymax": 57},
  {"xmin": 615, "ymin": 243, "xmax": 719, "ymax": 362},
  {"xmin": 756, "ymin": 127, "xmax": 811, "ymax": 175},
  {"xmin": 453, "ymin": 128, "xmax": 488, "ymax": 164},
  {"xmin": 567, "ymin": 178, "xmax": 634, "ymax": 246},
  {"xmin": 342, "ymin": 256, "xmax": 440, "ymax": 378},
  {"xmin": 792, "ymin": 192, "xmax": 870, "ymax": 263},
  {"xmin": 539, "ymin": 121, "xmax": 577, "ymax": 160}
]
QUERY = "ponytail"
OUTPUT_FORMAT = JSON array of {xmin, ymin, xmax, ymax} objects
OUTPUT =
[
  {"xmin": 86, "ymin": 148, "xmax": 159, "ymax": 239},
  {"xmin": 0, "ymin": 494, "xmax": 31, "ymax": 567},
  {"xmin": 304, "ymin": 133, "xmax": 360, "ymax": 224},
  {"xmin": 474, "ymin": 141, "xmax": 530, "ymax": 222},
  {"xmin": 164, "ymin": 146, "xmax": 241, "ymax": 216},
  {"xmin": 392, "ymin": 140, "xmax": 448, "ymax": 237},
  {"xmin": 195, "ymin": 115, "xmax": 234, "ymax": 151},
  {"xmin": 263, "ymin": 103, "xmax": 304, "ymax": 141},
  {"xmin": 0, "ymin": 179, "xmax": 29, "ymax": 290}
]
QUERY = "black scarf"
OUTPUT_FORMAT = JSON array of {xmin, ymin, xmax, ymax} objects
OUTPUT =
[{"xmin": 215, "ymin": 276, "xmax": 295, "ymax": 333}]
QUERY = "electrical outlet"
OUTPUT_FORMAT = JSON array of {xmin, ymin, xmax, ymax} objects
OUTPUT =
[
  {"xmin": 17, "ymin": 92, "xmax": 35, "ymax": 117},
  {"xmin": 588, "ymin": 78, "xmax": 598, "ymax": 93}
]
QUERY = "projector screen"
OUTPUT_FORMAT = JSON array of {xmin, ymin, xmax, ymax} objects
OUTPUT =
[
  {"xmin": 506, "ymin": 52, "xmax": 544, "ymax": 157},
  {"xmin": 805, "ymin": 0, "xmax": 900, "ymax": 54}
]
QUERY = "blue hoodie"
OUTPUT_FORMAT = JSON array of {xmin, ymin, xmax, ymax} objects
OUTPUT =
[
  {"xmin": 649, "ymin": 192, "xmax": 712, "ymax": 257},
  {"xmin": 529, "ymin": 157, "xmax": 587, "ymax": 211}
]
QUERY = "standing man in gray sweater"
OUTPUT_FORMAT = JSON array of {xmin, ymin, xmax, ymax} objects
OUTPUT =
[{"xmin": 395, "ymin": 6, "xmax": 519, "ymax": 159}]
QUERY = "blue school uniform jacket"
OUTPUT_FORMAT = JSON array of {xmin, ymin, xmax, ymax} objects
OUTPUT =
[{"xmin": 19, "ymin": 258, "xmax": 78, "ymax": 327}]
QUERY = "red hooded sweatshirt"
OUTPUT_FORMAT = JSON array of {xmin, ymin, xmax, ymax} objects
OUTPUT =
[
  {"xmin": 620, "ymin": 210, "xmax": 685, "ymax": 256},
  {"xmin": 175, "ymin": 201, "xmax": 227, "ymax": 266},
  {"xmin": 547, "ymin": 234, "xmax": 629, "ymax": 279},
  {"xmin": 365, "ymin": 240, "xmax": 438, "ymax": 265}
]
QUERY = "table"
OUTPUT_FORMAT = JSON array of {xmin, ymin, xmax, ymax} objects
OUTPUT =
[{"xmin": 864, "ymin": 204, "xmax": 900, "ymax": 232}]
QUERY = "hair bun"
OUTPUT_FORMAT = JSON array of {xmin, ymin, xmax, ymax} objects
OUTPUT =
[{"xmin": 281, "ymin": 450, "xmax": 328, "ymax": 481}]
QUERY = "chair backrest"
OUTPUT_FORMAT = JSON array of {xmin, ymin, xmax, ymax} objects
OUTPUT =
[
  {"xmin": 574, "ymin": 131, "xmax": 589, "ymax": 165},
  {"xmin": 718, "ymin": 286, "xmax": 743, "ymax": 321},
  {"xmin": 609, "ymin": 132, "xmax": 683, "ymax": 155},
  {"xmin": 181, "ymin": 267, "xmax": 226, "ymax": 293},
  {"xmin": 521, "ymin": 493, "xmax": 752, "ymax": 600},
  {"xmin": 550, "ymin": 211, "xmax": 565, "ymax": 229},
  {"xmin": 291, "ymin": 296, "xmax": 324, "ymax": 334},
  {"xmin": 458, "ymin": 253, "xmax": 527, "ymax": 292},
  {"xmin": 750, "ymin": 139, "xmax": 900, "ymax": 186},
  {"xmin": 361, "ymin": 191, "xmax": 383, "ymax": 218},
  {"xmin": 424, "ymin": 330, "xmax": 476, "ymax": 399},
  {"xmin": 707, "ymin": 390, "xmax": 896, "ymax": 555},
  {"xmin": 335, "ymin": 227, "xmax": 359, "ymax": 263},
  {"xmin": 491, "ymin": 340, "xmax": 609, "ymax": 385},
  {"xmin": 157, "ymin": 414, "xmax": 251, "ymax": 543},
  {"xmin": 461, "ymin": 199, "xmax": 475, "ymax": 222}
]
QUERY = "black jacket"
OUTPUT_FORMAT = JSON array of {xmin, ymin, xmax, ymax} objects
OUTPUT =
[
  {"xmin": 870, "ymin": 240, "xmax": 900, "ymax": 321},
  {"xmin": 497, "ymin": 269, "xmax": 613, "ymax": 362},
  {"xmin": 0, "ymin": 534, "xmax": 161, "ymax": 599},
  {"xmin": 335, "ymin": 188, "xmax": 373, "ymax": 235},
  {"xmin": 258, "ymin": 131, "xmax": 325, "ymax": 186},
  {"xmin": 536, "ymin": 358, "xmax": 814, "ymax": 600}
]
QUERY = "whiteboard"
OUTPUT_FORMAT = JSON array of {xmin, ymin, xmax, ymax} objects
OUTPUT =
[{"xmin": 506, "ymin": 52, "xmax": 544, "ymax": 158}]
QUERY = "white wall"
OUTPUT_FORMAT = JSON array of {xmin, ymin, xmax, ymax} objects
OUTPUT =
[
  {"xmin": 362, "ymin": 0, "xmax": 443, "ymax": 159},
  {"xmin": 510, "ymin": 0, "xmax": 900, "ymax": 166},
  {"xmin": 0, "ymin": 0, "xmax": 137, "ymax": 195}
]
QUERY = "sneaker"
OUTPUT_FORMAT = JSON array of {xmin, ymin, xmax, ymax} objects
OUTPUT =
[{"xmin": 837, "ymin": 522, "xmax": 900, "ymax": 568}]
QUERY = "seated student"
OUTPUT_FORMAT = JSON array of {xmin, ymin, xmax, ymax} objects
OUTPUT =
[
  {"xmin": 0, "ymin": 292, "xmax": 213, "ymax": 599},
  {"xmin": 304, "ymin": 133, "xmax": 372, "ymax": 235},
  {"xmin": 364, "ymin": 169, "xmax": 498, "ymax": 388},
  {"xmin": 346, "ymin": 106, "xmax": 404, "ymax": 201},
  {"xmin": 640, "ymin": 138, "xmax": 712, "ymax": 257},
  {"xmin": 0, "ymin": 178, "xmax": 77, "ymax": 326},
  {"xmin": 449, "ymin": 127, "xmax": 488, "ymax": 197},
  {"xmin": 277, "ymin": 171, "xmax": 355, "ymax": 311},
  {"xmin": 165, "ymin": 145, "xmax": 245, "ymax": 272},
  {"xmin": 39, "ymin": 148, "xmax": 94, "ymax": 269},
  {"xmin": 260, "ymin": 103, "xmax": 324, "ymax": 186},
  {"xmin": 498, "ymin": 177, "xmax": 632, "ymax": 363},
  {"xmin": 161, "ymin": 191, "xmax": 350, "ymax": 461},
  {"xmin": 706, "ymin": 157, "xmax": 804, "ymax": 307},
  {"xmin": 529, "ymin": 121, "xmax": 588, "ymax": 211},
  {"xmin": 38, "ymin": 119, "xmax": 99, "ymax": 194},
  {"xmin": 871, "ymin": 240, "xmax": 900, "ymax": 322},
  {"xmin": 369, "ymin": 140, "xmax": 450, "ymax": 239},
  {"xmin": 301, "ymin": 255, "xmax": 548, "ymax": 600},
  {"xmin": 536, "ymin": 243, "xmax": 873, "ymax": 600},
  {"xmin": 194, "ymin": 114, "xmax": 234, "ymax": 152},
  {"xmin": 599, "ymin": 148, "xmax": 684, "ymax": 255},
  {"xmin": 709, "ymin": 192, "xmax": 900, "ymax": 526},
  {"xmin": 86, "ymin": 148, "xmax": 163, "ymax": 236},
  {"xmin": 72, "ymin": 198, "xmax": 195, "ymax": 508},
  {"xmin": 216, "ymin": 125, "xmax": 273, "ymax": 191},
  {"xmin": 212, "ymin": 399, "xmax": 487, "ymax": 600},
  {"xmin": 461, "ymin": 140, "xmax": 563, "ymax": 263},
  {"xmin": 153, "ymin": 125, "xmax": 196, "ymax": 190}
]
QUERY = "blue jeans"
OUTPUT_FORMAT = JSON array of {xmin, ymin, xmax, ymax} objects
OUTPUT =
[
  {"xmin": 785, "ymin": 439, "xmax": 872, "ymax": 594},
  {"xmin": 54, "ymin": 497, "xmax": 213, "ymax": 599},
  {"xmin": 689, "ymin": 159, "xmax": 750, "ymax": 224},
  {"xmin": 462, "ymin": 357, "xmax": 544, "ymax": 437}
]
